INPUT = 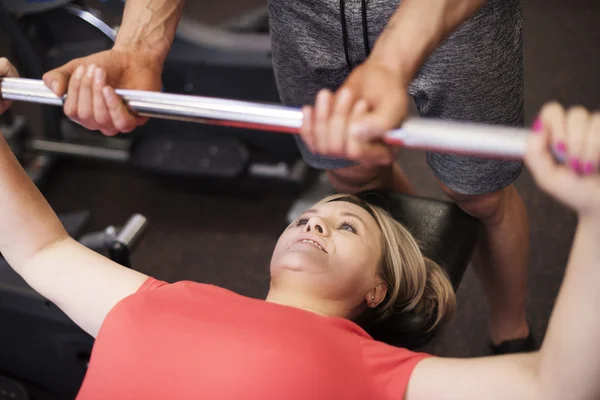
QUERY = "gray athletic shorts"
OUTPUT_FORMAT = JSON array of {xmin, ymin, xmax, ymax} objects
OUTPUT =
[{"xmin": 268, "ymin": 0, "xmax": 524, "ymax": 195}]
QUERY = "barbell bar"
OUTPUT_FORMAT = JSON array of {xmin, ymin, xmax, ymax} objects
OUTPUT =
[{"xmin": 1, "ymin": 77, "xmax": 531, "ymax": 160}]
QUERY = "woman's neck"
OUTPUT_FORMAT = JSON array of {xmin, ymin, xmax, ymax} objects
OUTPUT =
[{"xmin": 265, "ymin": 288, "xmax": 361, "ymax": 320}]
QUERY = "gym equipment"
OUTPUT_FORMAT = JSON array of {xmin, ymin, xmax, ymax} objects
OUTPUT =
[
  {"xmin": 0, "ymin": 0, "xmax": 307, "ymax": 184},
  {"xmin": 0, "ymin": 211, "xmax": 149, "ymax": 400},
  {"xmin": 1, "ymin": 77, "xmax": 533, "ymax": 160}
]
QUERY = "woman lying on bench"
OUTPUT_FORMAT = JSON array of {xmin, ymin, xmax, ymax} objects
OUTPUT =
[{"xmin": 1, "ymin": 58, "xmax": 599, "ymax": 400}]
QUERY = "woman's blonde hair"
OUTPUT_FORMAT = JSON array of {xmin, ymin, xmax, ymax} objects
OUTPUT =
[{"xmin": 317, "ymin": 194, "xmax": 456, "ymax": 331}]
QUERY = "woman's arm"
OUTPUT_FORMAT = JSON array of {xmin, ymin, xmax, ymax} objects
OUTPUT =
[
  {"xmin": 1, "ymin": 58, "xmax": 148, "ymax": 337},
  {"xmin": 406, "ymin": 215, "xmax": 599, "ymax": 400},
  {"xmin": 0, "ymin": 132, "xmax": 148, "ymax": 337},
  {"xmin": 407, "ymin": 353, "xmax": 540, "ymax": 400},
  {"xmin": 405, "ymin": 105, "xmax": 600, "ymax": 400},
  {"xmin": 538, "ymin": 217, "xmax": 600, "ymax": 399}
]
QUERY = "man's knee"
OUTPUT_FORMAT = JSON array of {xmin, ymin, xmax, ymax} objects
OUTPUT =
[{"xmin": 440, "ymin": 182, "xmax": 514, "ymax": 224}]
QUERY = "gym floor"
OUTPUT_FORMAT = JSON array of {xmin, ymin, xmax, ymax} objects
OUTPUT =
[{"xmin": 4, "ymin": 0, "xmax": 600, "ymax": 358}]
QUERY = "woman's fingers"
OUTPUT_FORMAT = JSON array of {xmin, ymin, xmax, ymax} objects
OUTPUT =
[
  {"xmin": 581, "ymin": 113, "xmax": 600, "ymax": 175},
  {"xmin": 565, "ymin": 106, "xmax": 590, "ymax": 173}
]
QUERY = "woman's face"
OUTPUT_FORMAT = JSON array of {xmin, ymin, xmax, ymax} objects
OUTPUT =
[{"xmin": 269, "ymin": 200, "xmax": 386, "ymax": 316}]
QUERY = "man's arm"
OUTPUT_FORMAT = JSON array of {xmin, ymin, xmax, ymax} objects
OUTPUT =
[
  {"xmin": 112, "ymin": 0, "xmax": 186, "ymax": 67},
  {"xmin": 369, "ymin": 0, "xmax": 486, "ymax": 82},
  {"xmin": 329, "ymin": 0, "xmax": 486, "ymax": 193}
]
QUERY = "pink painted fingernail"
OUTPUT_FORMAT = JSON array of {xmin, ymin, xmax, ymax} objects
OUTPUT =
[
  {"xmin": 554, "ymin": 141, "xmax": 567, "ymax": 159},
  {"xmin": 583, "ymin": 162, "xmax": 595, "ymax": 175},
  {"xmin": 532, "ymin": 118, "xmax": 543, "ymax": 132},
  {"xmin": 570, "ymin": 159, "xmax": 581, "ymax": 173}
]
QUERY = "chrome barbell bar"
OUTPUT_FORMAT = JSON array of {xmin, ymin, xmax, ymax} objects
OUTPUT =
[{"xmin": 0, "ymin": 77, "xmax": 530, "ymax": 160}]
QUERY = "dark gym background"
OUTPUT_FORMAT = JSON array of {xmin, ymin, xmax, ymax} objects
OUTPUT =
[{"xmin": 2, "ymin": 0, "xmax": 600, "ymax": 358}]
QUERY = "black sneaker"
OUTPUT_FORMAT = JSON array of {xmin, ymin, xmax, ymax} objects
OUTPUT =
[{"xmin": 490, "ymin": 330, "xmax": 537, "ymax": 355}]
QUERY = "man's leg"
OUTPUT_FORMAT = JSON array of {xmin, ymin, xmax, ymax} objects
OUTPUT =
[
  {"xmin": 440, "ymin": 183, "xmax": 530, "ymax": 346},
  {"xmin": 409, "ymin": 0, "xmax": 532, "ymax": 349}
]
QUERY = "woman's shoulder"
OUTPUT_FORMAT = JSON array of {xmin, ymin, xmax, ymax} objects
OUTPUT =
[
  {"xmin": 137, "ymin": 277, "xmax": 243, "ymax": 299},
  {"xmin": 358, "ymin": 337, "xmax": 432, "ymax": 398}
]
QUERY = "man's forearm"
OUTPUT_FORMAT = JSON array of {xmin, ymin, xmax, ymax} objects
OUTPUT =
[
  {"xmin": 113, "ymin": 0, "xmax": 185, "ymax": 66},
  {"xmin": 538, "ymin": 217, "xmax": 600, "ymax": 400},
  {"xmin": 370, "ymin": 0, "xmax": 486, "ymax": 83},
  {"xmin": 0, "ymin": 133, "xmax": 67, "ymax": 270}
]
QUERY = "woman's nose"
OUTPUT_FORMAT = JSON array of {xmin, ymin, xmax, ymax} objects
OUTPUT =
[{"xmin": 305, "ymin": 216, "xmax": 329, "ymax": 235}]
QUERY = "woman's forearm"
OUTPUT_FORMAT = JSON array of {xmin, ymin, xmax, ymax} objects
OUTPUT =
[
  {"xmin": 113, "ymin": 0, "xmax": 186, "ymax": 67},
  {"xmin": 0, "ymin": 133, "xmax": 67, "ymax": 270},
  {"xmin": 538, "ymin": 216, "xmax": 600, "ymax": 399},
  {"xmin": 369, "ymin": 0, "xmax": 486, "ymax": 84}
]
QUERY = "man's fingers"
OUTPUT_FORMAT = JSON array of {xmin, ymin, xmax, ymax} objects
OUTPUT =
[
  {"xmin": 92, "ymin": 68, "xmax": 115, "ymax": 133},
  {"xmin": 76, "ymin": 65, "xmax": 97, "ymax": 128},
  {"xmin": 346, "ymin": 138, "xmax": 394, "ymax": 166},
  {"xmin": 349, "ymin": 112, "xmax": 391, "ymax": 142},
  {"xmin": 0, "ymin": 58, "xmax": 19, "ymax": 111},
  {"xmin": 350, "ymin": 99, "xmax": 369, "ymax": 121},
  {"xmin": 0, "ymin": 57, "xmax": 19, "ymax": 78},
  {"xmin": 300, "ymin": 106, "xmax": 316, "ymax": 152},
  {"xmin": 64, "ymin": 65, "xmax": 84, "ymax": 120},
  {"xmin": 328, "ymin": 88, "xmax": 355, "ymax": 156},
  {"xmin": 313, "ymin": 89, "xmax": 333, "ymax": 154},
  {"xmin": 42, "ymin": 59, "xmax": 80, "ymax": 96},
  {"xmin": 103, "ymin": 87, "xmax": 137, "ymax": 134},
  {"xmin": 349, "ymin": 92, "xmax": 405, "ymax": 141}
]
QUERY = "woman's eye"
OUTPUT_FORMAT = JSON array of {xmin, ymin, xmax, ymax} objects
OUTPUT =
[
  {"xmin": 295, "ymin": 218, "xmax": 309, "ymax": 226},
  {"xmin": 339, "ymin": 222, "xmax": 357, "ymax": 234}
]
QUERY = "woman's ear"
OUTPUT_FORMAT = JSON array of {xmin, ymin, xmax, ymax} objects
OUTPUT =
[{"xmin": 366, "ymin": 283, "xmax": 388, "ymax": 308}]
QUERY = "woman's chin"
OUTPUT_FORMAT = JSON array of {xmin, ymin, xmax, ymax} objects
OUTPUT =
[{"xmin": 272, "ymin": 251, "xmax": 328, "ymax": 273}]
